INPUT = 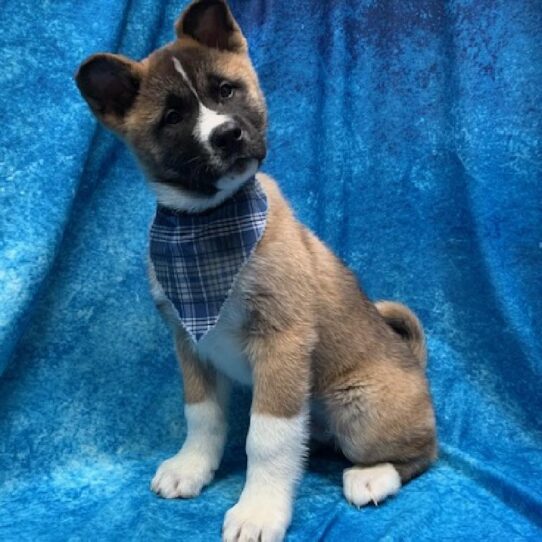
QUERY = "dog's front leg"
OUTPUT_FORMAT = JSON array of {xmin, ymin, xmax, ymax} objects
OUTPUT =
[
  {"xmin": 151, "ymin": 336, "xmax": 229, "ymax": 499},
  {"xmin": 223, "ymin": 328, "xmax": 312, "ymax": 542}
]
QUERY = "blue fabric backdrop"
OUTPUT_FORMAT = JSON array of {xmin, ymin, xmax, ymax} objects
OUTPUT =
[{"xmin": 1, "ymin": 0, "xmax": 541, "ymax": 539}]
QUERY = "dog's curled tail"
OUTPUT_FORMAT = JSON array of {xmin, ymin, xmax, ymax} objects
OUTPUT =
[{"xmin": 375, "ymin": 301, "xmax": 427, "ymax": 369}]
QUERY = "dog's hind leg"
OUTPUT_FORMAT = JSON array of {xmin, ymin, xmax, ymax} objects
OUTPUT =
[
  {"xmin": 342, "ymin": 454, "xmax": 435, "ymax": 507},
  {"xmin": 326, "ymin": 366, "xmax": 437, "ymax": 507}
]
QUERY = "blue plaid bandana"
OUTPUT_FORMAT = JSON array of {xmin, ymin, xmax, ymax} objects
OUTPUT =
[{"xmin": 149, "ymin": 177, "xmax": 268, "ymax": 343}]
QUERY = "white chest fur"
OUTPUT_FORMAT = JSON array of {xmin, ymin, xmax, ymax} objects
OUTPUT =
[
  {"xmin": 196, "ymin": 297, "xmax": 253, "ymax": 386},
  {"xmin": 148, "ymin": 262, "xmax": 253, "ymax": 386}
]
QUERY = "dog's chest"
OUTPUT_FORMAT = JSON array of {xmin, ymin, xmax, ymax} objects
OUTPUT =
[
  {"xmin": 149, "ymin": 262, "xmax": 253, "ymax": 386},
  {"xmin": 195, "ymin": 294, "xmax": 253, "ymax": 386}
]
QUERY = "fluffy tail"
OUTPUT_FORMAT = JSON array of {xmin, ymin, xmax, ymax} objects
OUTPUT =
[{"xmin": 375, "ymin": 301, "xmax": 427, "ymax": 368}]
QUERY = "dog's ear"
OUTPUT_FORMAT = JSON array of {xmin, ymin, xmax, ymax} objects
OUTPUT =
[
  {"xmin": 75, "ymin": 53, "xmax": 141, "ymax": 131},
  {"xmin": 176, "ymin": 0, "xmax": 247, "ymax": 53}
]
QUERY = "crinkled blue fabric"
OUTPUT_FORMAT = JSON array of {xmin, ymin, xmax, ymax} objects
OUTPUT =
[{"xmin": 1, "ymin": 0, "xmax": 541, "ymax": 540}]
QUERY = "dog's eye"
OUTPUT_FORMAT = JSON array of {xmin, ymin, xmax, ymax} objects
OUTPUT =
[
  {"xmin": 164, "ymin": 109, "xmax": 181, "ymax": 125},
  {"xmin": 219, "ymin": 81, "xmax": 235, "ymax": 99}
]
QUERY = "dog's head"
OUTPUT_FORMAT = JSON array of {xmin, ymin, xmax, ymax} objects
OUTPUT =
[{"xmin": 75, "ymin": 0, "xmax": 266, "ymax": 211}]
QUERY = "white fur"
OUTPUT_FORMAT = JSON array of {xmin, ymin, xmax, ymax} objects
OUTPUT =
[
  {"xmin": 172, "ymin": 56, "xmax": 232, "ymax": 148},
  {"xmin": 148, "ymin": 261, "xmax": 167, "ymax": 304},
  {"xmin": 151, "ymin": 397, "xmax": 228, "ymax": 499},
  {"xmin": 195, "ymin": 103, "xmax": 232, "ymax": 147},
  {"xmin": 223, "ymin": 412, "xmax": 308, "ymax": 542},
  {"xmin": 148, "ymin": 262, "xmax": 253, "ymax": 385},
  {"xmin": 166, "ymin": 55, "xmax": 258, "ymax": 213},
  {"xmin": 172, "ymin": 56, "xmax": 198, "ymax": 98},
  {"xmin": 197, "ymin": 294, "xmax": 253, "ymax": 386},
  {"xmin": 343, "ymin": 463, "xmax": 401, "ymax": 507},
  {"xmin": 148, "ymin": 260, "xmax": 180, "ymax": 329},
  {"xmin": 149, "ymin": 159, "xmax": 258, "ymax": 213}
]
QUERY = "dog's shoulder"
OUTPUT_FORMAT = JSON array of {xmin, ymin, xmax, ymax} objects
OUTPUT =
[
  {"xmin": 255, "ymin": 172, "xmax": 341, "ymax": 279},
  {"xmin": 252, "ymin": 172, "xmax": 314, "ymax": 274},
  {"xmin": 256, "ymin": 172, "xmax": 291, "ymax": 220}
]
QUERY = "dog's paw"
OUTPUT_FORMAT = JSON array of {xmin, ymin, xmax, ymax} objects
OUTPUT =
[
  {"xmin": 343, "ymin": 463, "xmax": 401, "ymax": 507},
  {"xmin": 222, "ymin": 496, "xmax": 290, "ymax": 542},
  {"xmin": 151, "ymin": 452, "xmax": 215, "ymax": 499}
]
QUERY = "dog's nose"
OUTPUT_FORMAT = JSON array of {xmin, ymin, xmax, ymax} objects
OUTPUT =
[{"xmin": 210, "ymin": 121, "xmax": 243, "ymax": 153}]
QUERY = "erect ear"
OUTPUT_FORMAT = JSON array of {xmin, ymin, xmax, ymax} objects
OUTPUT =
[
  {"xmin": 75, "ymin": 53, "xmax": 141, "ymax": 130},
  {"xmin": 175, "ymin": 0, "xmax": 247, "ymax": 53}
]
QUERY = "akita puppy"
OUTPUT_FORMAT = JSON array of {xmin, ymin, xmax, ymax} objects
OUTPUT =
[{"xmin": 76, "ymin": 1, "xmax": 436, "ymax": 540}]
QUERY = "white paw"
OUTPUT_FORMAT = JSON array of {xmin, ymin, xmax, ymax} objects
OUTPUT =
[
  {"xmin": 343, "ymin": 463, "xmax": 401, "ymax": 507},
  {"xmin": 151, "ymin": 452, "xmax": 215, "ymax": 499},
  {"xmin": 222, "ymin": 496, "xmax": 291, "ymax": 542}
]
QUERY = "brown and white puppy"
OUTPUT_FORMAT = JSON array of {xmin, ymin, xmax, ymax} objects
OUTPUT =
[{"xmin": 75, "ymin": 1, "xmax": 437, "ymax": 540}]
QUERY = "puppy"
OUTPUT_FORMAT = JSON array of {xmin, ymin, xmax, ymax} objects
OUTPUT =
[{"xmin": 75, "ymin": 1, "xmax": 436, "ymax": 540}]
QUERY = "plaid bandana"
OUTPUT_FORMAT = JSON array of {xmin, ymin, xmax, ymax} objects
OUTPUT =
[{"xmin": 149, "ymin": 177, "xmax": 268, "ymax": 343}]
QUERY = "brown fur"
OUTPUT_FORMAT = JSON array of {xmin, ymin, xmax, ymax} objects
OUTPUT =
[
  {"xmin": 375, "ymin": 300, "xmax": 427, "ymax": 368},
  {"xmin": 175, "ymin": 0, "xmax": 247, "ymax": 52},
  {"xmin": 76, "ymin": 15, "xmax": 265, "ymax": 195},
  {"xmin": 166, "ymin": 173, "xmax": 437, "ymax": 480},
  {"xmin": 241, "ymin": 175, "xmax": 437, "ymax": 480},
  {"xmin": 175, "ymin": 335, "xmax": 218, "ymax": 404},
  {"xmin": 75, "ymin": 0, "xmax": 437, "ymax": 495}
]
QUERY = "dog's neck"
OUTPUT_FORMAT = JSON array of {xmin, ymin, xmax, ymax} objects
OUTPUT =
[
  {"xmin": 149, "ymin": 159, "xmax": 259, "ymax": 214},
  {"xmin": 149, "ymin": 175, "xmax": 268, "ymax": 342}
]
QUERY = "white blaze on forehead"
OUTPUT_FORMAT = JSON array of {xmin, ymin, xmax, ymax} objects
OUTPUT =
[
  {"xmin": 171, "ymin": 56, "xmax": 231, "ymax": 147},
  {"xmin": 172, "ymin": 56, "xmax": 198, "ymax": 98}
]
